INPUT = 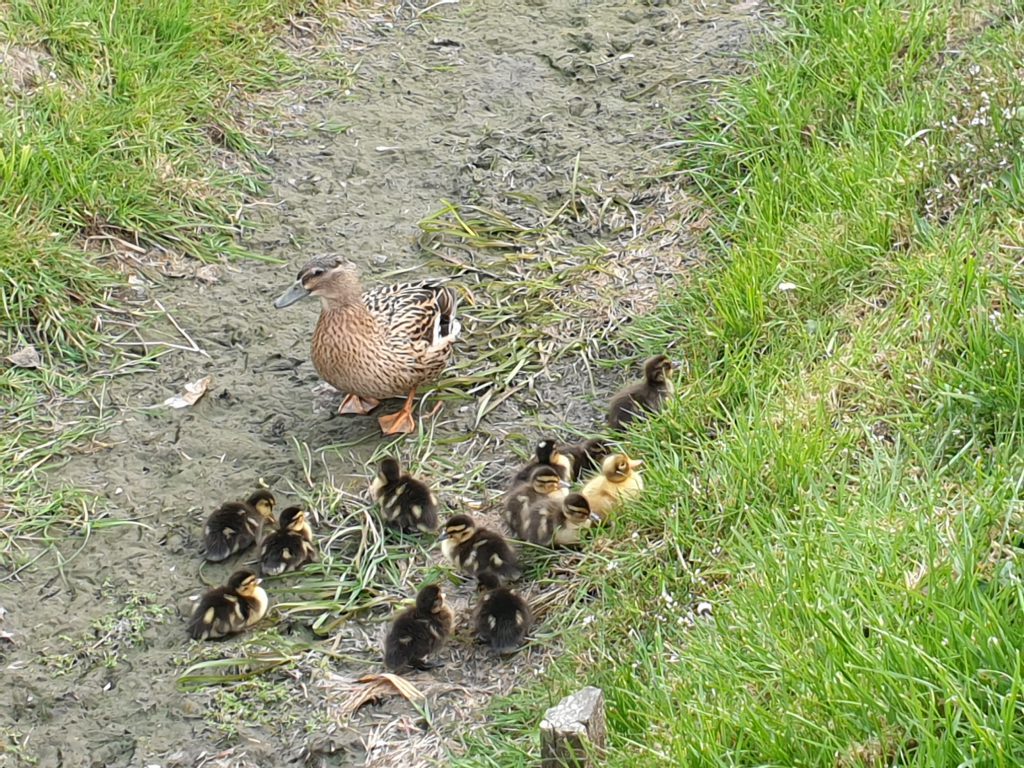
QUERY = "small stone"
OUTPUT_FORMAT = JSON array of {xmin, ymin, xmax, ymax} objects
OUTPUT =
[
  {"xmin": 6, "ymin": 345, "xmax": 41, "ymax": 369},
  {"xmin": 540, "ymin": 686, "xmax": 606, "ymax": 767}
]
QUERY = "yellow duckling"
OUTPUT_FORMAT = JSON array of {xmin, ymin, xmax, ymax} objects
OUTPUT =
[
  {"xmin": 274, "ymin": 255, "xmax": 460, "ymax": 435},
  {"xmin": 203, "ymin": 489, "xmax": 276, "ymax": 562},
  {"xmin": 581, "ymin": 453, "xmax": 644, "ymax": 521},
  {"xmin": 259, "ymin": 507, "xmax": 317, "ymax": 576},
  {"xmin": 509, "ymin": 439, "xmax": 572, "ymax": 485},
  {"xmin": 608, "ymin": 354, "xmax": 678, "ymax": 431},
  {"xmin": 369, "ymin": 457, "xmax": 439, "ymax": 534},
  {"xmin": 504, "ymin": 466, "xmax": 570, "ymax": 545},
  {"xmin": 383, "ymin": 584, "xmax": 454, "ymax": 672},
  {"xmin": 187, "ymin": 570, "xmax": 268, "ymax": 640},
  {"xmin": 552, "ymin": 493, "xmax": 602, "ymax": 547},
  {"xmin": 474, "ymin": 572, "xmax": 531, "ymax": 655},
  {"xmin": 439, "ymin": 514, "xmax": 522, "ymax": 584}
]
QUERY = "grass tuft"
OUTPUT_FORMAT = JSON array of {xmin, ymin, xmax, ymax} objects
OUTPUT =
[{"xmin": 452, "ymin": 1, "xmax": 1024, "ymax": 764}]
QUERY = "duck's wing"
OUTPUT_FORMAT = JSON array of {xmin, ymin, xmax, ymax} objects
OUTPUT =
[{"xmin": 363, "ymin": 280, "xmax": 459, "ymax": 345}]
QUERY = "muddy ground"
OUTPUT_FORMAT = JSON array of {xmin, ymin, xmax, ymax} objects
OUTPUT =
[{"xmin": 1, "ymin": 1, "xmax": 759, "ymax": 766}]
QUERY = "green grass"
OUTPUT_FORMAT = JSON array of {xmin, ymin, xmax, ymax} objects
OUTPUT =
[
  {"xmin": 0, "ymin": 0, "xmax": 353, "ymax": 567},
  {"xmin": 454, "ymin": 0, "xmax": 1024, "ymax": 765}
]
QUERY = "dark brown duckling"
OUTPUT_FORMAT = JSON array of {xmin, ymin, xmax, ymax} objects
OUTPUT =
[
  {"xmin": 203, "ymin": 490, "xmax": 276, "ymax": 562},
  {"xmin": 504, "ymin": 466, "xmax": 570, "ymax": 545},
  {"xmin": 187, "ymin": 569, "xmax": 268, "ymax": 640},
  {"xmin": 259, "ymin": 506, "xmax": 317, "ymax": 576},
  {"xmin": 552, "ymin": 493, "xmax": 603, "ymax": 547},
  {"xmin": 608, "ymin": 354, "xmax": 677, "ymax": 431},
  {"xmin": 439, "ymin": 514, "xmax": 522, "ymax": 584},
  {"xmin": 509, "ymin": 439, "xmax": 572, "ymax": 485},
  {"xmin": 474, "ymin": 571, "xmax": 532, "ymax": 655},
  {"xmin": 561, "ymin": 438, "xmax": 611, "ymax": 482},
  {"xmin": 383, "ymin": 584, "xmax": 454, "ymax": 672},
  {"xmin": 369, "ymin": 457, "xmax": 439, "ymax": 534}
]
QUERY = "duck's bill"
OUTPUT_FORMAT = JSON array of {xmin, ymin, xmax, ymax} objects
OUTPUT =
[
  {"xmin": 628, "ymin": 459, "xmax": 645, "ymax": 469},
  {"xmin": 589, "ymin": 513, "xmax": 603, "ymax": 524},
  {"xmin": 274, "ymin": 282, "xmax": 310, "ymax": 308}
]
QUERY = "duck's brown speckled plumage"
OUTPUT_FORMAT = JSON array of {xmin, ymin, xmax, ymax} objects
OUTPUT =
[
  {"xmin": 310, "ymin": 276, "xmax": 458, "ymax": 400},
  {"xmin": 275, "ymin": 255, "xmax": 460, "ymax": 433}
]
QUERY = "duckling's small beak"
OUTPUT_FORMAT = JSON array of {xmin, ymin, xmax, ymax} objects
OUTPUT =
[
  {"xmin": 255, "ymin": 578, "xmax": 264, "ymax": 586},
  {"xmin": 628, "ymin": 459, "xmax": 645, "ymax": 469},
  {"xmin": 589, "ymin": 512, "xmax": 603, "ymax": 524},
  {"xmin": 274, "ymin": 281, "xmax": 309, "ymax": 308},
  {"xmin": 437, "ymin": 530, "xmax": 450, "ymax": 542},
  {"xmin": 560, "ymin": 481, "xmax": 571, "ymax": 490}
]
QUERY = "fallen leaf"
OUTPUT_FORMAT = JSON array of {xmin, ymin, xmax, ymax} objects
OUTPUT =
[
  {"xmin": 163, "ymin": 376, "xmax": 213, "ymax": 409},
  {"xmin": 6, "ymin": 345, "xmax": 41, "ymax": 368},
  {"xmin": 338, "ymin": 673, "xmax": 424, "ymax": 717}
]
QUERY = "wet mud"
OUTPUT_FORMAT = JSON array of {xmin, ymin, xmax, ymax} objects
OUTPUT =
[{"xmin": 1, "ymin": 1, "xmax": 760, "ymax": 765}]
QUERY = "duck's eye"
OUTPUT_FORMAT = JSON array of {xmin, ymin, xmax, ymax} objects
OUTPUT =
[{"xmin": 308, "ymin": 268, "xmax": 325, "ymax": 279}]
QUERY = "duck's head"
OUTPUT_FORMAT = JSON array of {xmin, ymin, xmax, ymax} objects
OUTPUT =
[
  {"xmin": 227, "ymin": 569, "xmax": 263, "ymax": 596},
  {"xmin": 274, "ymin": 255, "xmax": 361, "ymax": 308},
  {"xmin": 438, "ymin": 514, "xmax": 477, "ymax": 545},
  {"xmin": 377, "ymin": 457, "xmax": 402, "ymax": 485},
  {"xmin": 278, "ymin": 506, "xmax": 307, "ymax": 532},
  {"xmin": 529, "ymin": 465, "xmax": 570, "ymax": 496},
  {"xmin": 643, "ymin": 354, "xmax": 677, "ymax": 387},
  {"xmin": 602, "ymin": 453, "xmax": 644, "ymax": 483},
  {"xmin": 534, "ymin": 439, "xmax": 557, "ymax": 464},
  {"xmin": 246, "ymin": 489, "xmax": 277, "ymax": 522},
  {"xmin": 564, "ymin": 493, "xmax": 602, "ymax": 524},
  {"xmin": 415, "ymin": 583, "xmax": 448, "ymax": 615}
]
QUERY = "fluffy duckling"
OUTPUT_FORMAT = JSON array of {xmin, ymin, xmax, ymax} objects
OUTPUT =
[
  {"xmin": 259, "ymin": 506, "xmax": 317, "ymax": 576},
  {"xmin": 475, "ymin": 572, "xmax": 531, "ymax": 655},
  {"xmin": 504, "ymin": 466, "xmax": 571, "ymax": 545},
  {"xmin": 383, "ymin": 584, "xmax": 454, "ymax": 672},
  {"xmin": 608, "ymin": 354, "xmax": 677, "ymax": 431},
  {"xmin": 561, "ymin": 438, "xmax": 611, "ymax": 482},
  {"xmin": 203, "ymin": 489, "xmax": 276, "ymax": 562},
  {"xmin": 510, "ymin": 439, "xmax": 572, "ymax": 485},
  {"xmin": 369, "ymin": 457, "xmax": 439, "ymax": 534},
  {"xmin": 552, "ymin": 493, "xmax": 603, "ymax": 546},
  {"xmin": 439, "ymin": 514, "xmax": 522, "ymax": 584},
  {"xmin": 187, "ymin": 569, "xmax": 268, "ymax": 640},
  {"xmin": 581, "ymin": 453, "xmax": 645, "ymax": 521}
]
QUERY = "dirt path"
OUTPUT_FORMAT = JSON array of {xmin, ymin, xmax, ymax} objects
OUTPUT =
[{"xmin": 1, "ymin": 1, "xmax": 758, "ymax": 765}]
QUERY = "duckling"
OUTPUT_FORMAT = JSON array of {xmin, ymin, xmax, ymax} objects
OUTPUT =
[
  {"xmin": 259, "ymin": 506, "xmax": 317, "ymax": 576},
  {"xmin": 504, "ymin": 466, "xmax": 571, "ymax": 545},
  {"xmin": 474, "ymin": 572, "xmax": 531, "ymax": 655},
  {"xmin": 439, "ymin": 514, "xmax": 522, "ymax": 584},
  {"xmin": 383, "ymin": 584, "xmax": 454, "ymax": 672},
  {"xmin": 552, "ymin": 493, "xmax": 603, "ymax": 546},
  {"xmin": 187, "ymin": 569, "xmax": 268, "ymax": 640},
  {"xmin": 369, "ymin": 457, "xmax": 439, "ymax": 534},
  {"xmin": 274, "ymin": 255, "xmax": 460, "ymax": 435},
  {"xmin": 608, "ymin": 354, "xmax": 677, "ymax": 431},
  {"xmin": 561, "ymin": 438, "xmax": 611, "ymax": 482},
  {"xmin": 509, "ymin": 439, "xmax": 572, "ymax": 485},
  {"xmin": 581, "ymin": 453, "xmax": 645, "ymax": 521},
  {"xmin": 203, "ymin": 489, "xmax": 276, "ymax": 562}
]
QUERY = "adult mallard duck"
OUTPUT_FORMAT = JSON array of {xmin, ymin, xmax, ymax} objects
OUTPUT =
[{"xmin": 274, "ymin": 255, "xmax": 461, "ymax": 435}]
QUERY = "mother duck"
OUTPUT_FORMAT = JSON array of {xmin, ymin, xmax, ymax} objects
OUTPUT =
[{"xmin": 274, "ymin": 255, "xmax": 460, "ymax": 435}]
